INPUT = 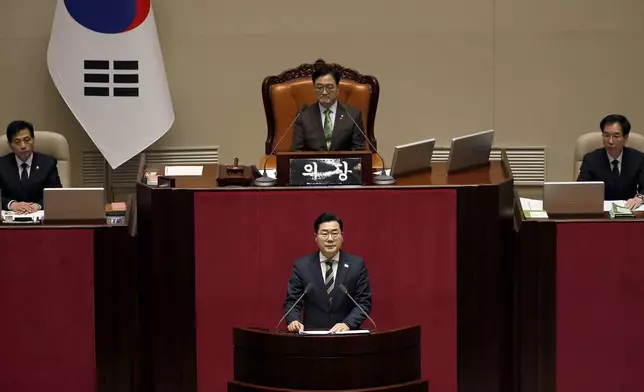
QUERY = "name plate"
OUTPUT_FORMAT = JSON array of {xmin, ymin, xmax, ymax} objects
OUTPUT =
[{"xmin": 290, "ymin": 158, "xmax": 363, "ymax": 186}]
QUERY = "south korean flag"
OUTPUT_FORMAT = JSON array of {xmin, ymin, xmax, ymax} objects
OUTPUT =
[{"xmin": 47, "ymin": 0, "xmax": 174, "ymax": 169}]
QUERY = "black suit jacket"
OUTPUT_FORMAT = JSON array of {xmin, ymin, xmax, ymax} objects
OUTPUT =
[
  {"xmin": 284, "ymin": 251, "xmax": 372, "ymax": 330},
  {"xmin": 291, "ymin": 103, "xmax": 366, "ymax": 151},
  {"xmin": 577, "ymin": 147, "xmax": 644, "ymax": 200},
  {"xmin": 0, "ymin": 152, "xmax": 63, "ymax": 209}
]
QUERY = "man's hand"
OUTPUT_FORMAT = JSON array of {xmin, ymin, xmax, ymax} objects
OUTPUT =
[
  {"xmin": 625, "ymin": 197, "xmax": 643, "ymax": 210},
  {"xmin": 329, "ymin": 323, "xmax": 349, "ymax": 333},
  {"xmin": 9, "ymin": 201, "xmax": 36, "ymax": 214},
  {"xmin": 287, "ymin": 320, "xmax": 304, "ymax": 332}
]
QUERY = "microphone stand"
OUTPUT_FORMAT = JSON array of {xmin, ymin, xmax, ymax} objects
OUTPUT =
[
  {"xmin": 255, "ymin": 104, "xmax": 307, "ymax": 187},
  {"xmin": 339, "ymin": 102, "xmax": 395, "ymax": 185}
]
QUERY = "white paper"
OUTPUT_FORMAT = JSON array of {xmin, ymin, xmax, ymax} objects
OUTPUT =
[
  {"xmin": 298, "ymin": 329, "xmax": 370, "ymax": 336},
  {"xmin": 164, "ymin": 165, "xmax": 203, "ymax": 176},
  {"xmin": 521, "ymin": 197, "xmax": 644, "ymax": 213},
  {"xmin": 334, "ymin": 329, "xmax": 371, "ymax": 335},
  {"xmin": 603, "ymin": 200, "xmax": 644, "ymax": 212},
  {"xmin": 519, "ymin": 197, "xmax": 543, "ymax": 211},
  {"xmin": 298, "ymin": 330, "xmax": 331, "ymax": 335},
  {"xmin": 2, "ymin": 210, "xmax": 45, "ymax": 222}
]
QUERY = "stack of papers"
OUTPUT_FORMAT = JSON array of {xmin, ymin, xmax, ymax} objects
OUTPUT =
[
  {"xmin": 609, "ymin": 203, "xmax": 635, "ymax": 219},
  {"xmin": 604, "ymin": 200, "xmax": 644, "ymax": 212},
  {"xmin": 298, "ymin": 329, "xmax": 370, "ymax": 336},
  {"xmin": 519, "ymin": 197, "xmax": 644, "ymax": 218},
  {"xmin": 520, "ymin": 198, "xmax": 543, "ymax": 212},
  {"xmin": 519, "ymin": 198, "xmax": 548, "ymax": 218},
  {"xmin": 1, "ymin": 210, "xmax": 44, "ymax": 223}
]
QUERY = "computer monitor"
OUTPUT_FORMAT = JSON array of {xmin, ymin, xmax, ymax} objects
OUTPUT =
[
  {"xmin": 543, "ymin": 181, "xmax": 604, "ymax": 215},
  {"xmin": 390, "ymin": 138, "xmax": 436, "ymax": 177},
  {"xmin": 446, "ymin": 130, "xmax": 495, "ymax": 174}
]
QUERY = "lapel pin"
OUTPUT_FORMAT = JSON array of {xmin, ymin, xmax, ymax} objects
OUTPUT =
[
  {"xmin": 340, "ymin": 115, "xmax": 344, "ymax": 120},
  {"xmin": 344, "ymin": 263, "xmax": 349, "ymax": 268},
  {"xmin": 36, "ymin": 166, "xmax": 39, "ymax": 170}
]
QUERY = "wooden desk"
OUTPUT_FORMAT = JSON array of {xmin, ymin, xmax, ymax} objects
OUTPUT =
[
  {"xmin": 0, "ymin": 225, "xmax": 138, "ymax": 392},
  {"xmin": 515, "ymin": 203, "xmax": 644, "ymax": 392},
  {"xmin": 137, "ymin": 159, "xmax": 514, "ymax": 392},
  {"xmin": 153, "ymin": 161, "xmax": 508, "ymax": 189}
]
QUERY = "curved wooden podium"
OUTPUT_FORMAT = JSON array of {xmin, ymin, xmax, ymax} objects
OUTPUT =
[{"xmin": 228, "ymin": 326, "xmax": 429, "ymax": 392}]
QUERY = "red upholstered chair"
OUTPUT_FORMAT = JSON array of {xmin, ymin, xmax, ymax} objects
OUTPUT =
[{"xmin": 260, "ymin": 62, "xmax": 382, "ymax": 170}]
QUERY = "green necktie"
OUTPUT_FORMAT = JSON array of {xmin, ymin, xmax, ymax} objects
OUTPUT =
[{"xmin": 323, "ymin": 108, "xmax": 333, "ymax": 149}]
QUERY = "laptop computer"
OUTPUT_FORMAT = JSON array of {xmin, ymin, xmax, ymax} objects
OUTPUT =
[
  {"xmin": 43, "ymin": 188, "xmax": 105, "ymax": 221},
  {"xmin": 390, "ymin": 138, "xmax": 436, "ymax": 177},
  {"xmin": 446, "ymin": 130, "xmax": 495, "ymax": 174},
  {"xmin": 543, "ymin": 181, "xmax": 604, "ymax": 215}
]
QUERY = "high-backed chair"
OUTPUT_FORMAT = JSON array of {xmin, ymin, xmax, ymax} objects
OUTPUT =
[
  {"xmin": 261, "ymin": 61, "xmax": 382, "ymax": 170},
  {"xmin": 573, "ymin": 132, "xmax": 644, "ymax": 179},
  {"xmin": 0, "ymin": 131, "xmax": 71, "ymax": 187}
]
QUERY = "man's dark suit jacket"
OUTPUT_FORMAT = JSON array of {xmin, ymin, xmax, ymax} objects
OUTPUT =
[
  {"xmin": 577, "ymin": 147, "xmax": 644, "ymax": 200},
  {"xmin": 284, "ymin": 251, "xmax": 372, "ymax": 330},
  {"xmin": 0, "ymin": 152, "xmax": 63, "ymax": 210},
  {"xmin": 291, "ymin": 103, "xmax": 366, "ymax": 151}
]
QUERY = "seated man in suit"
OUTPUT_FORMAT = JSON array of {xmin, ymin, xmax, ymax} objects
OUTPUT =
[
  {"xmin": 577, "ymin": 114, "xmax": 644, "ymax": 209},
  {"xmin": 0, "ymin": 120, "xmax": 62, "ymax": 213},
  {"xmin": 284, "ymin": 212, "xmax": 372, "ymax": 333},
  {"xmin": 291, "ymin": 60, "xmax": 366, "ymax": 151}
]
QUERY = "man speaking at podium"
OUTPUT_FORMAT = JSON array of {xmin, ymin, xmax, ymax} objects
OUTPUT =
[
  {"xmin": 284, "ymin": 212, "xmax": 372, "ymax": 333},
  {"xmin": 291, "ymin": 60, "xmax": 366, "ymax": 152}
]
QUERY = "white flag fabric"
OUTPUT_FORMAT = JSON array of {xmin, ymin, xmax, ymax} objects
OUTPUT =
[{"xmin": 47, "ymin": 0, "xmax": 174, "ymax": 169}]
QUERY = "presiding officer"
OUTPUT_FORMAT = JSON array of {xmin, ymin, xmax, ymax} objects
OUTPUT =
[
  {"xmin": 0, "ymin": 120, "xmax": 62, "ymax": 213},
  {"xmin": 577, "ymin": 114, "xmax": 644, "ymax": 209},
  {"xmin": 291, "ymin": 59, "xmax": 366, "ymax": 152},
  {"xmin": 284, "ymin": 212, "xmax": 372, "ymax": 333}
]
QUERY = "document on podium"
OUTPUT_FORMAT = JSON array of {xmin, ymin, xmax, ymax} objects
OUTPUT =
[{"xmin": 298, "ymin": 329, "xmax": 370, "ymax": 335}]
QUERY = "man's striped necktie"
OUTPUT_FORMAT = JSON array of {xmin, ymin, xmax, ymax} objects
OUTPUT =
[{"xmin": 324, "ymin": 260, "xmax": 335, "ymax": 303}]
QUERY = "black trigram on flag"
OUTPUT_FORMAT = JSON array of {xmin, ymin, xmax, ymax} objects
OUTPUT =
[{"xmin": 83, "ymin": 60, "xmax": 139, "ymax": 97}]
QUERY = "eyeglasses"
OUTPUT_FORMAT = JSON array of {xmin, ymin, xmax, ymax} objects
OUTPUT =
[
  {"xmin": 317, "ymin": 232, "xmax": 342, "ymax": 240},
  {"xmin": 315, "ymin": 84, "xmax": 337, "ymax": 93},
  {"xmin": 602, "ymin": 132, "xmax": 623, "ymax": 140}
]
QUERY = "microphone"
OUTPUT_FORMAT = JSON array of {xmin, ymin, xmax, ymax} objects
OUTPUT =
[
  {"xmin": 255, "ymin": 103, "xmax": 308, "ymax": 187},
  {"xmin": 338, "ymin": 284, "xmax": 377, "ymax": 331},
  {"xmin": 276, "ymin": 282, "xmax": 313, "ymax": 330},
  {"xmin": 338, "ymin": 102, "xmax": 395, "ymax": 185}
]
